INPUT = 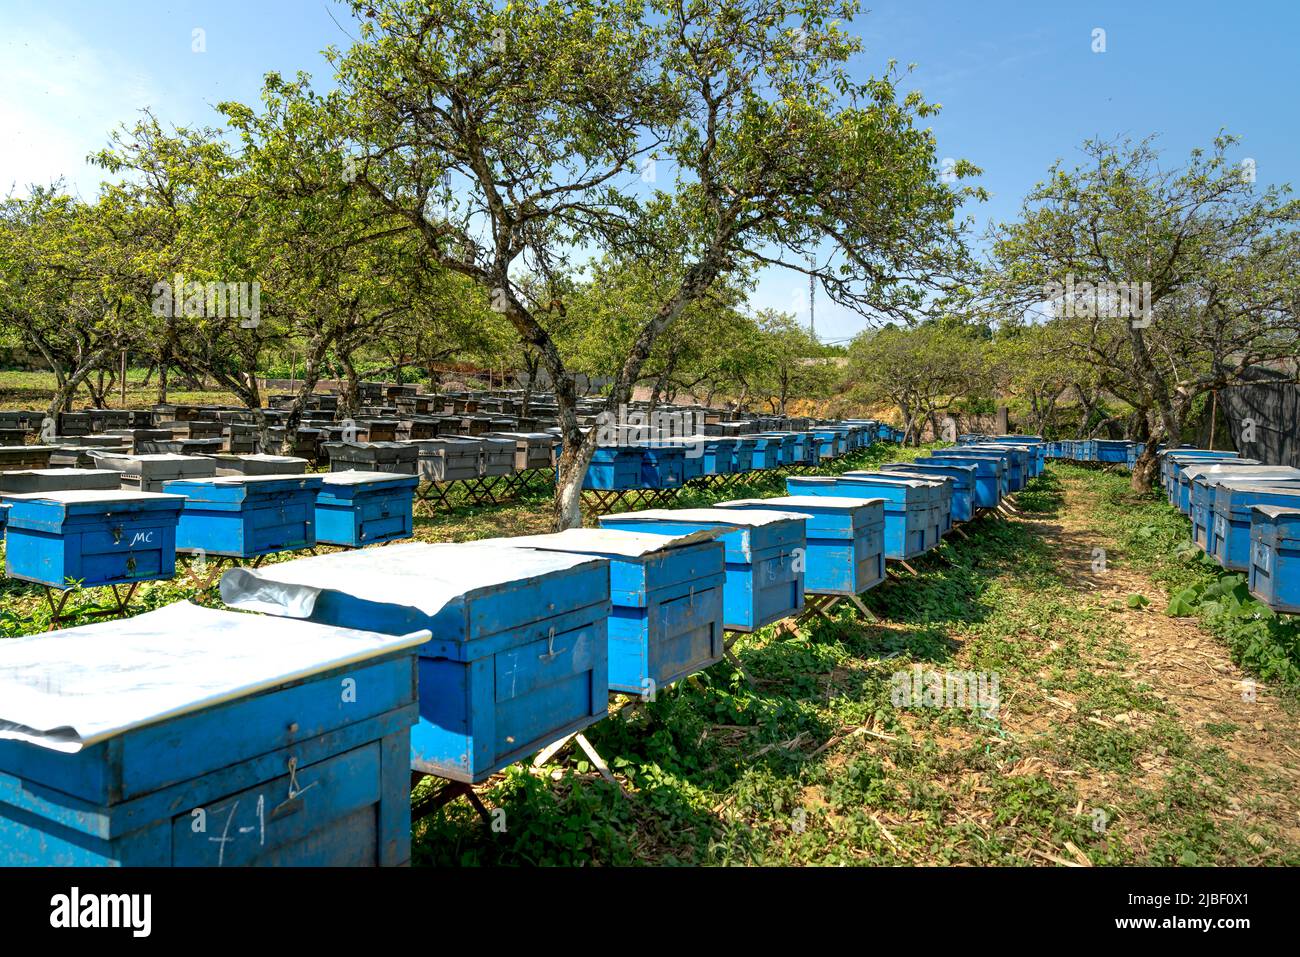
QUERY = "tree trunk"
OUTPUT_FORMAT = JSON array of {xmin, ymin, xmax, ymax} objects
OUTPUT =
[
  {"xmin": 1130, "ymin": 442, "xmax": 1160, "ymax": 492},
  {"xmin": 553, "ymin": 438, "xmax": 594, "ymax": 531},
  {"xmin": 339, "ymin": 350, "xmax": 361, "ymax": 419},
  {"xmin": 279, "ymin": 335, "xmax": 329, "ymax": 455}
]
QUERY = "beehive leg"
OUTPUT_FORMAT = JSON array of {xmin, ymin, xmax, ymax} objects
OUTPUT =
[
  {"xmin": 722, "ymin": 630, "xmax": 756, "ymax": 687},
  {"xmin": 409, "ymin": 776, "xmax": 492, "ymax": 826},
  {"xmin": 531, "ymin": 733, "xmax": 624, "ymax": 793},
  {"xmin": 574, "ymin": 734, "xmax": 622, "ymax": 791},
  {"xmin": 41, "ymin": 587, "xmax": 74, "ymax": 631},
  {"xmin": 532, "ymin": 733, "xmax": 574, "ymax": 768},
  {"xmin": 848, "ymin": 594, "xmax": 879, "ymax": 622},
  {"xmin": 109, "ymin": 581, "xmax": 141, "ymax": 616}
]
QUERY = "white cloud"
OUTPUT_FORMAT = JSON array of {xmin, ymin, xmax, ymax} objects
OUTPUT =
[{"xmin": 0, "ymin": 19, "xmax": 165, "ymax": 198}]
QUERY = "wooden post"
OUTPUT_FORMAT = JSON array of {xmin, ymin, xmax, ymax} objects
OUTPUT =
[{"xmin": 119, "ymin": 350, "xmax": 127, "ymax": 407}]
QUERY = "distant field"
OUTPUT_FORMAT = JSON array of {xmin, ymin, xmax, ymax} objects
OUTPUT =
[{"xmin": 0, "ymin": 369, "xmax": 243, "ymax": 411}]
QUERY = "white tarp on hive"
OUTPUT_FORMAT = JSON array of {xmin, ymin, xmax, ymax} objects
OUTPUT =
[
  {"xmin": 501, "ymin": 526, "xmax": 721, "ymax": 558},
  {"xmin": 220, "ymin": 540, "xmax": 604, "ymax": 620},
  {"xmin": 0, "ymin": 601, "xmax": 429, "ymax": 752}
]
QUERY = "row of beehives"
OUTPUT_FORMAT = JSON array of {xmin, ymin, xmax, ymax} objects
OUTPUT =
[
  {"xmin": 0, "ymin": 436, "xmax": 1041, "ymax": 865},
  {"xmin": 1041, "ymin": 437, "xmax": 1300, "ymax": 615},
  {"xmin": 1, "ymin": 389, "xmax": 840, "ymax": 458},
  {"xmin": 0, "ymin": 469, "xmax": 417, "ymax": 595},
  {"xmin": 1039, "ymin": 437, "xmax": 1148, "ymax": 466},
  {"xmin": 0, "ymin": 422, "xmax": 893, "ymax": 598},
  {"xmin": 1156, "ymin": 449, "xmax": 1300, "ymax": 615}
]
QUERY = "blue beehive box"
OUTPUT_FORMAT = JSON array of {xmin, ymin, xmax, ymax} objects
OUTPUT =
[
  {"xmin": 989, "ymin": 446, "xmax": 1031, "ymax": 486},
  {"xmin": 1162, "ymin": 451, "xmax": 1243, "ymax": 502},
  {"xmin": 315, "ymin": 471, "xmax": 418, "ymax": 547},
  {"xmin": 811, "ymin": 430, "xmax": 842, "ymax": 459},
  {"xmin": 506, "ymin": 528, "xmax": 726, "ymax": 694},
  {"xmin": 3, "ymin": 489, "xmax": 185, "ymax": 589},
  {"xmin": 598, "ymin": 508, "xmax": 805, "ymax": 632},
  {"xmin": 1176, "ymin": 462, "xmax": 1275, "ymax": 516},
  {"xmin": 786, "ymin": 475, "xmax": 939, "ymax": 560},
  {"xmin": 845, "ymin": 470, "xmax": 952, "ymax": 535},
  {"xmin": 749, "ymin": 436, "xmax": 780, "ymax": 470},
  {"xmin": 703, "ymin": 438, "xmax": 738, "ymax": 476},
  {"xmin": 717, "ymin": 495, "xmax": 885, "ymax": 597},
  {"xmin": 789, "ymin": 432, "xmax": 821, "ymax": 466},
  {"xmin": 0, "ymin": 602, "xmax": 428, "ymax": 866},
  {"xmin": 989, "ymin": 437, "xmax": 1046, "ymax": 475},
  {"xmin": 921, "ymin": 453, "xmax": 1004, "ymax": 506},
  {"xmin": 666, "ymin": 438, "xmax": 707, "ymax": 482},
  {"xmin": 1209, "ymin": 483, "xmax": 1300, "ymax": 570},
  {"xmin": 165, "ymin": 474, "xmax": 323, "ymax": 559},
  {"xmin": 1248, "ymin": 506, "xmax": 1300, "ymax": 613},
  {"xmin": 221, "ymin": 541, "xmax": 610, "ymax": 784},
  {"xmin": 583, "ymin": 447, "xmax": 644, "ymax": 490},
  {"xmin": 879, "ymin": 462, "xmax": 978, "ymax": 522},
  {"xmin": 1094, "ymin": 440, "xmax": 1129, "ymax": 464},
  {"xmin": 756, "ymin": 433, "xmax": 797, "ymax": 468},
  {"xmin": 731, "ymin": 438, "xmax": 757, "ymax": 473},
  {"xmin": 1188, "ymin": 468, "xmax": 1296, "ymax": 547},
  {"xmin": 640, "ymin": 445, "xmax": 685, "ymax": 489},
  {"xmin": 942, "ymin": 447, "xmax": 1021, "ymax": 491}
]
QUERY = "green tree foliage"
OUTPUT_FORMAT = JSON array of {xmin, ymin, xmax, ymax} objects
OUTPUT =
[
  {"xmin": 0, "ymin": 188, "xmax": 142, "ymax": 419},
  {"xmin": 983, "ymin": 134, "xmax": 1300, "ymax": 487},
  {"xmin": 329, "ymin": 0, "xmax": 978, "ymax": 527},
  {"xmin": 845, "ymin": 321, "xmax": 989, "ymax": 444}
]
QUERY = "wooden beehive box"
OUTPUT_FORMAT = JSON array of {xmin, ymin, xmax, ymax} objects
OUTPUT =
[
  {"xmin": 848, "ymin": 470, "xmax": 954, "ymax": 535},
  {"xmin": 505, "ymin": 528, "xmax": 726, "ymax": 694},
  {"xmin": 1248, "ymin": 505, "xmax": 1300, "ymax": 613},
  {"xmin": 205, "ymin": 453, "xmax": 310, "ymax": 477},
  {"xmin": 719, "ymin": 495, "xmax": 885, "ymax": 598},
  {"xmin": 3, "ymin": 489, "xmax": 185, "ymax": 589},
  {"xmin": 0, "ymin": 602, "xmax": 428, "ymax": 866},
  {"xmin": 787, "ymin": 475, "xmax": 939, "ymax": 561},
  {"xmin": 0, "ymin": 468, "xmax": 123, "ymax": 494},
  {"xmin": 314, "ymin": 471, "xmax": 418, "ymax": 547},
  {"xmin": 583, "ymin": 447, "xmax": 644, "ymax": 490},
  {"xmin": 323, "ymin": 441, "xmax": 418, "ymax": 475},
  {"xmin": 164, "ymin": 474, "xmax": 323, "ymax": 559},
  {"xmin": 406, "ymin": 437, "xmax": 481, "ymax": 483},
  {"xmin": 219, "ymin": 542, "xmax": 611, "ymax": 784},
  {"xmin": 93, "ymin": 452, "xmax": 216, "ymax": 493},
  {"xmin": 479, "ymin": 436, "xmax": 516, "ymax": 477},
  {"xmin": 1209, "ymin": 482, "xmax": 1300, "ymax": 569},
  {"xmin": 599, "ymin": 508, "xmax": 806, "ymax": 632},
  {"xmin": 881, "ymin": 462, "xmax": 977, "ymax": 522}
]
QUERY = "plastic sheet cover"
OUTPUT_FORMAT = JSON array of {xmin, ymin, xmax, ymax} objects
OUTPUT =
[
  {"xmin": 600, "ymin": 507, "xmax": 808, "ymax": 527},
  {"xmin": 0, "ymin": 601, "xmax": 430, "ymax": 753},
  {"xmin": 220, "ymin": 540, "xmax": 604, "ymax": 621},
  {"xmin": 717, "ymin": 495, "xmax": 885, "ymax": 511},
  {"xmin": 502, "ymin": 526, "xmax": 721, "ymax": 558}
]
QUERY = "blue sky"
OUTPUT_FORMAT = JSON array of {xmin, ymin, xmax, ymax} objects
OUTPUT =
[{"xmin": 2, "ymin": 0, "xmax": 1296, "ymax": 342}]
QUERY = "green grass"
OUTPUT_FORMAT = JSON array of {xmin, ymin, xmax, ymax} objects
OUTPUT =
[{"xmin": 0, "ymin": 368, "xmax": 241, "ymax": 411}]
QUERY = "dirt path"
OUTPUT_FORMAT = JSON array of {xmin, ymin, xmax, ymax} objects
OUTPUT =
[{"xmin": 1019, "ymin": 472, "xmax": 1300, "ymax": 856}]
